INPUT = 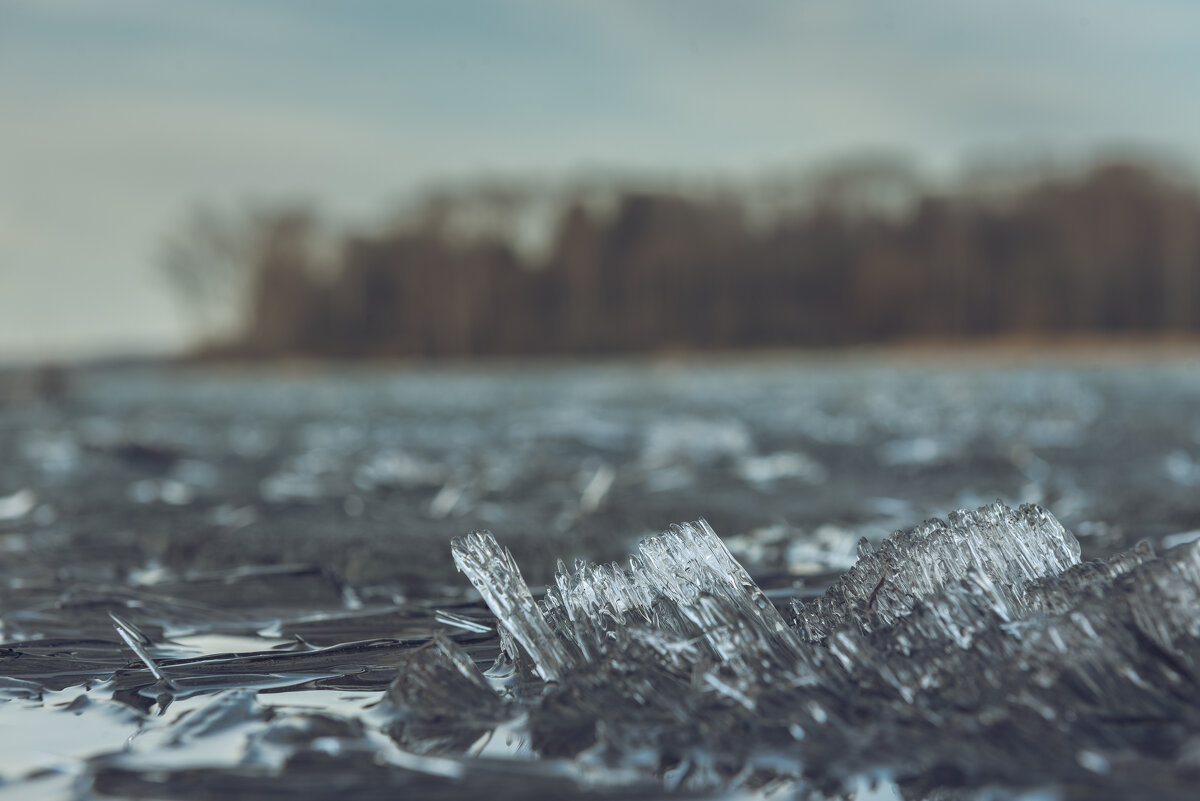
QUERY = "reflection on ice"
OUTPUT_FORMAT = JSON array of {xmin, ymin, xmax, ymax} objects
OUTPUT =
[
  {"xmin": 1164, "ymin": 450, "xmax": 1200, "ymax": 486},
  {"xmin": 0, "ymin": 489, "xmax": 36, "ymax": 521},
  {"xmin": 640, "ymin": 416, "xmax": 752, "ymax": 468},
  {"xmin": 877, "ymin": 435, "xmax": 959, "ymax": 467},
  {"xmin": 1163, "ymin": 529, "xmax": 1200, "ymax": 549},
  {"xmin": 737, "ymin": 451, "xmax": 827, "ymax": 486},
  {"xmin": 577, "ymin": 462, "xmax": 615, "ymax": 513},
  {"xmin": 0, "ymin": 683, "xmax": 142, "ymax": 779},
  {"xmin": 128, "ymin": 478, "xmax": 194, "ymax": 505}
]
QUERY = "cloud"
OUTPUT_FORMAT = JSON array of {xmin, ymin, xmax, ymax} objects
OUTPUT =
[{"xmin": 546, "ymin": 0, "xmax": 1200, "ymax": 166}]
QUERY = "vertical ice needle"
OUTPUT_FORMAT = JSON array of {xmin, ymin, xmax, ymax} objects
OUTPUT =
[{"xmin": 109, "ymin": 610, "xmax": 177, "ymax": 690}]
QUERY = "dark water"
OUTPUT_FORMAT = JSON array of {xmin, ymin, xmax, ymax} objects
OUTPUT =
[{"xmin": 1, "ymin": 357, "xmax": 1199, "ymax": 799}]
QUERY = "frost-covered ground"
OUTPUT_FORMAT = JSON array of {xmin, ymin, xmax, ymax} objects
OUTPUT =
[{"xmin": 1, "ymin": 358, "xmax": 1199, "ymax": 799}]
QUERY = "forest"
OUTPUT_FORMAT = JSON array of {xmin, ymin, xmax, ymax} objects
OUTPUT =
[{"xmin": 161, "ymin": 157, "xmax": 1200, "ymax": 357}]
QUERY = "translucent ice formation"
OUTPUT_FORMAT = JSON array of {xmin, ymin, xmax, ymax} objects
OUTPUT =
[
  {"xmin": 451, "ymin": 502, "xmax": 1200, "ymax": 799},
  {"xmin": 453, "ymin": 519, "xmax": 808, "ymax": 685},
  {"xmin": 791, "ymin": 501, "xmax": 1082, "ymax": 641},
  {"xmin": 383, "ymin": 635, "xmax": 510, "ymax": 755}
]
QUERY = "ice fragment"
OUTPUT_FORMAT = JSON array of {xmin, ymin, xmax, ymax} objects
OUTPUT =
[
  {"xmin": 792, "ymin": 501, "xmax": 1080, "ymax": 641},
  {"xmin": 445, "ymin": 503, "xmax": 1200, "ymax": 797}
]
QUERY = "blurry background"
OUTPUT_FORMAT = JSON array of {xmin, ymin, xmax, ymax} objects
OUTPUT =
[
  {"xmin": 4, "ymin": 0, "xmax": 1200, "ymax": 362},
  {"xmin": 3, "ymin": 1, "xmax": 1200, "ymax": 591}
]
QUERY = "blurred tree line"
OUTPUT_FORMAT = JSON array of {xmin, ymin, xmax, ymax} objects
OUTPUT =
[{"xmin": 162, "ymin": 158, "xmax": 1200, "ymax": 357}]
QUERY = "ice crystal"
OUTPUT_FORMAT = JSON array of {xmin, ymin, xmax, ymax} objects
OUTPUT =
[
  {"xmin": 454, "ymin": 519, "xmax": 809, "ymax": 687},
  {"xmin": 451, "ymin": 531, "xmax": 574, "ymax": 681},
  {"xmin": 382, "ymin": 635, "xmax": 510, "ymax": 755},
  {"xmin": 448, "ymin": 503, "xmax": 1200, "ymax": 798},
  {"xmin": 791, "ymin": 501, "xmax": 1081, "ymax": 642}
]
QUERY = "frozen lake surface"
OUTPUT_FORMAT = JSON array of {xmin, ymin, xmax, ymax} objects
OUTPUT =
[{"xmin": 1, "ymin": 356, "xmax": 1199, "ymax": 799}]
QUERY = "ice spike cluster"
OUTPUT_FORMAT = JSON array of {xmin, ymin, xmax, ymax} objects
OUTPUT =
[
  {"xmin": 453, "ymin": 519, "xmax": 808, "ymax": 684},
  {"xmin": 448, "ymin": 503, "xmax": 1200, "ymax": 799},
  {"xmin": 791, "ymin": 502, "xmax": 1081, "ymax": 641}
]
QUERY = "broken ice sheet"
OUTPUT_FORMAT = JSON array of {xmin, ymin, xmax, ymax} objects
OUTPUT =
[
  {"xmin": 0, "ymin": 684, "xmax": 143, "ymax": 778},
  {"xmin": 448, "ymin": 503, "xmax": 1200, "ymax": 798},
  {"xmin": 381, "ymin": 635, "xmax": 511, "ymax": 756},
  {"xmin": 0, "ymin": 489, "xmax": 37, "ymax": 522}
]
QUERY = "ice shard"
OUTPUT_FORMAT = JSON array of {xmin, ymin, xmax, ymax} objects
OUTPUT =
[
  {"xmin": 791, "ymin": 501, "xmax": 1081, "ymax": 642},
  {"xmin": 382, "ymin": 634, "xmax": 510, "ymax": 755},
  {"xmin": 451, "ymin": 531, "xmax": 572, "ymax": 681},
  {"xmin": 452, "ymin": 519, "xmax": 810, "ymax": 686},
  {"xmin": 447, "ymin": 503, "xmax": 1200, "ymax": 799}
]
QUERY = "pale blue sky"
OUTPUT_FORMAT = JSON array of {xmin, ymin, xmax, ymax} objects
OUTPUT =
[{"xmin": 3, "ymin": 0, "xmax": 1199, "ymax": 360}]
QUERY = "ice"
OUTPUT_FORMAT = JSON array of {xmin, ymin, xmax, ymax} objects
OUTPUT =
[
  {"xmin": 0, "ymin": 489, "xmax": 36, "ymax": 521},
  {"xmin": 453, "ymin": 519, "xmax": 808, "ymax": 687},
  {"xmin": 382, "ymin": 635, "xmax": 510, "ymax": 755},
  {"xmin": 447, "ymin": 502, "xmax": 1200, "ymax": 798},
  {"xmin": 577, "ymin": 462, "xmax": 614, "ymax": 513},
  {"xmin": 639, "ymin": 416, "xmax": 752, "ymax": 468},
  {"xmin": 877, "ymin": 435, "xmax": 958, "ymax": 466},
  {"xmin": 1164, "ymin": 450, "xmax": 1200, "ymax": 485},
  {"xmin": 353, "ymin": 450, "xmax": 445, "ymax": 491},
  {"xmin": 736, "ymin": 451, "xmax": 828, "ymax": 486},
  {"xmin": 451, "ymin": 531, "xmax": 573, "ymax": 681},
  {"xmin": 792, "ymin": 501, "xmax": 1081, "ymax": 641},
  {"xmin": 1164, "ymin": 528, "xmax": 1200, "ymax": 549},
  {"xmin": 128, "ymin": 478, "xmax": 195, "ymax": 506}
]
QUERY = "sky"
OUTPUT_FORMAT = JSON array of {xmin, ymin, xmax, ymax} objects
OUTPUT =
[{"xmin": 3, "ymin": 0, "xmax": 1200, "ymax": 361}]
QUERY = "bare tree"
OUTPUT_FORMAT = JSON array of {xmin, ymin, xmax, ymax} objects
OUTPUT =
[{"xmin": 158, "ymin": 203, "xmax": 253, "ymax": 342}]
